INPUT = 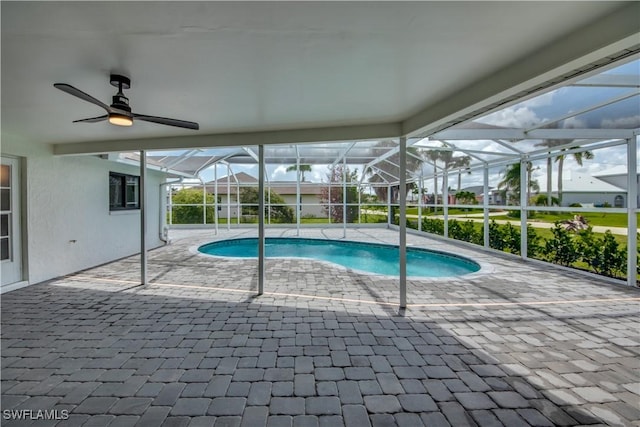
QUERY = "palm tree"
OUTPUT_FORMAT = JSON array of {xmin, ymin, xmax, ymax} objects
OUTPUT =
[
  {"xmin": 286, "ymin": 164, "xmax": 312, "ymax": 182},
  {"xmin": 536, "ymin": 124, "xmax": 594, "ymax": 206},
  {"xmin": 498, "ymin": 162, "xmax": 522, "ymax": 205},
  {"xmin": 555, "ymin": 149, "xmax": 594, "ymax": 205},
  {"xmin": 423, "ymin": 147, "xmax": 471, "ymax": 209},
  {"xmin": 498, "ymin": 162, "xmax": 539, "ymax": 205},
  {"xmin": 451, "ymin": 155, "xmax": 472, "ymax": 191},
  {"xmin": 423, "ymin": 149, "xmax": 441, "ymax": 212}
]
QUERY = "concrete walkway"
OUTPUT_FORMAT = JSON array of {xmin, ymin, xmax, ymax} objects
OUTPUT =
[{"xmin": 2, "ymin": 227, "xmax": 639, "ymax": 426}]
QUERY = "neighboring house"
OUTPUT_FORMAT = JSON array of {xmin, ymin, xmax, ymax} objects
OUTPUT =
[
  {"xmin": 467, "ymin": 170, "xmax": 633, "ymax": 207},
  {"xmin": 203, "ymin": 173, "xmax": 328, "ymax": 219},
  {"xmin": 458, "ymin": 185, "xmax": 503, "ymax": 205},
  {"xmin": 593, "ymin": 167, "xmax": 640, "ymax": 208},
  {"xmin": 536, "ymin": 170, "xmax": 630, "ymax": 207}
]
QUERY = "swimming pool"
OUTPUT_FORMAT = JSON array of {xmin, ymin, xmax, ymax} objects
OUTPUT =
[{"xmin": 198, "ymin": 238, "xmax": 480, "ymax": 277}]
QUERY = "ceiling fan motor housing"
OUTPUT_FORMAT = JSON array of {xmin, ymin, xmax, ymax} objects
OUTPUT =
[{"xmin": 111, "ymin": 94, "xmax": 131, "ymax": 113}]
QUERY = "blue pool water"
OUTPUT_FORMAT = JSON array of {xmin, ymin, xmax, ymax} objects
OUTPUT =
[{"xmin": 198, "ymin": 238, "xmax": 480, "ymax": 277}]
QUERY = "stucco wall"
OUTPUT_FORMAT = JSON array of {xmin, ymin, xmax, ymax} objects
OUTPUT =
[
  {"xmin": 26, "ymin": 153, "xmax": 164, "ymax": 284},
  {"xmin": 561, "ymin": 192, "xmax": 626, "ymax": 207}
]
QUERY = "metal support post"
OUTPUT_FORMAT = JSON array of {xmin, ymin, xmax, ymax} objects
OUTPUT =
[
  {"xmin": 226, "ymin": 165, "xmax": 231, "ymax": 231},
  {"xmin": 443, "ymin": 169, "xmax": 449, "ymax": 238},
  {"xmin": 399, "ymin": 137, "xmax": 407, "ymax": 309},
  {"xmin": 627, "ymin": 137, "xmax": 638, "ymax": 286},
  {"xmin": 387, "ymin": 185, "xmax": 392, "ymax": 226},
  {"xmin": 214, "ymin": 164, "xmax": 219, "ymax": 235},
  {"xmin": 418, "ymin": 170, "xmax": 423, "ymax": 232},
  {"xmin": 483, "ymin": 164, "xmax": 489, "ymax": 248},
  {"xmin": 296, "ymin": 158, "xmax": 301, "ymax": 236},
  {"xmin": 358, "ymin": 185, "xmax": 362, "ymax": 224},
  {"xmin": 258, "ymin": 145, "xmax": 265, "ymax": 295},
  {"xmin": 201, "ymin": 178, "xmax": 207, "ymax": 225},
  {"xmin": 343, "ymin": 157, "xmax": 347, "ymax": 238},
  {"xmin": 520, "ymin": 158, "xmax": 528, "ymax": 259},
  {"xmin": 140, "ymin": 150, "xmax": 147, "ymax": 285},
  {"xmin": 328, "ymin": 178, "xmax": 332, "ymax": 224}
]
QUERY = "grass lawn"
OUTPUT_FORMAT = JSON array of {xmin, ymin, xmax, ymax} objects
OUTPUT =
[
  {"xmin": 491, "ymin": 211, "xmax": 635, "ymax": 228},
  {"xmin": 405, "ymin": 207, "xmax": 485, "ymax": 216}
]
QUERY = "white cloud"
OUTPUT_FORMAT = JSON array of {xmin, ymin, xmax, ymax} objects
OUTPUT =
[
  {"xmin": 519, "ymin": 90, "xmax": 555, "ymax": 108},
  {"xmin": 601, "ymin": 115, "xmax": 640, "ymax": 129},
  {"xmin": 270, "ymin": 165, "xmax": 290, "ymax": 181},
  {"xmin": 563, "ymin": 117, "xmax": 587, "ymax": 128},
  {"xmin": 478, "ymin": 106, "xmax": 541, "ymax": 128}
]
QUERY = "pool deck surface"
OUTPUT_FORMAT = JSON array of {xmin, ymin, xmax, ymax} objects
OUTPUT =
[{"xmin": 2, "ymin": 227, "xmax": 639, "ymax": 426}]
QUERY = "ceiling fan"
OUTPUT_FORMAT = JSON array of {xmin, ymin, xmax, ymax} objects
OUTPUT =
[{"xmin": 54, "ymin": 74, "xmax": 199, "ymax": 130}]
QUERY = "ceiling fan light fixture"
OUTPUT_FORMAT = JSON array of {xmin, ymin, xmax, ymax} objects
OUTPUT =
[
  {"xmin": 54, "ymin": 75, "xmax": 199, "ymax": 130},
  {"xmin": 108, "ymin": 112, "xmax": 133, "ymax": 127}
]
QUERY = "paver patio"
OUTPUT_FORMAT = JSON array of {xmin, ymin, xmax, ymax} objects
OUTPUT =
[{"xmin": 2, "ymin": 227, "xmax": 639, "ymax": 426}]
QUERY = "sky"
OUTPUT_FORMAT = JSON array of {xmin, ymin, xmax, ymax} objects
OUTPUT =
[{"xmin": 174, "ymin": 58, "xmax": 639, "ymax": 193}]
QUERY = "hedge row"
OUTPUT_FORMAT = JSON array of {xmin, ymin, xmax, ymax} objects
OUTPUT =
[{"xmin": 413, "ymin": 218, "xmax": 634, "ymax": 280}]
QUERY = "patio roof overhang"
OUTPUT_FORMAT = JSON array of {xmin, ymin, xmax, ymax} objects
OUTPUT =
[{"xmin": 90, "ymin": 56, "xmax": 639, "ymax": 186}]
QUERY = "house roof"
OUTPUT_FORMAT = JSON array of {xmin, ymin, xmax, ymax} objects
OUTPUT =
[
  {"xmin": 537, "ymin": 171, "xmax": 625, "ymax": 193},
  {"xmin": 593, "ymin": 165, "xmax": 632, "ymax": 177},
  {"xmin": 208, "ymin": 172, "xmax": 257, "ymax": 185},
  {"xmin": 201, "ymin": 178, "xmax": 324, "ymax": 196}
]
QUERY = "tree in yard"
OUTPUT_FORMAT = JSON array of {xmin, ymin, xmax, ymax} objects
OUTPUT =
[
  {"xmin": 536, "ymin": 123, "xmax": 594, "ymax": 206},
  {"xmin": 171, "ymin": 188, "xmax": 216, "ymax": 224},
  {"xmin": 555, "ymin": 149, "xmax": 593, "ymax": 205},
  {"xmin": 240, "ymin": 187, "xmax": 294, "ymax": 223},
  {"xmin": 531, "ymin": 193, "xmax": 560, "ymax": 207},
  {"xmin": 320, "ymin": 165, "xmax": 360, "ymax": 223},
  {"xmin": 365, "ymin": 140, "xmax": 424, "ymax": 204},
  {"xmin": 451, "ymin": 156, "xmax": 472, "ymax": 191},
  {"xmin": 423, "ymin": 146, "xmax": 471, "ymax": 209},
  {"xmin": 497, "ymin": 162, "xmax": 539, "ymax": 205},
  {"xmin": 455, "ymin": 190, "xmax": 477, "ymax": 205},
  {"xmin": 286, "ymin": 164, "xmax": 312, "ymax": 182},
  {"xmin": 424, "ymin": 149, "xmax": 441, "ymax": 211}
]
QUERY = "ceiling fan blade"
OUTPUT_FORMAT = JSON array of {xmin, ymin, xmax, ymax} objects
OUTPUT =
[
  {"xmin": 73, "ymin": 115, "xmax": 108, "ymax": 123},
  {"xmin": 133, "ymin": 113, "xmax": 199, "ymax": 130},
  {"xmin": 54, "ymin": 83, "xmax": 110, "ymax": 112}
]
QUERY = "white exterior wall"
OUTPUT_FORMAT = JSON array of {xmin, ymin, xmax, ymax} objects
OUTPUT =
[
  {"xmin": 560, "ymin": 191, "xmax": 627, "ymax": 208},
  {"xmin": 4, "ymin": 139, "xmax": 163, "ymax": 285}
]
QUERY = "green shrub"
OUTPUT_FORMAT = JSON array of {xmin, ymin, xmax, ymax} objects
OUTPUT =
[
  {"xmin": 171, "ymin": 188, "xmax": 216, "ymax": 224},
  {"xmin": 503, "ymin": 222, "xmax": 521, "ymax": 254},
  {"xmin": 422, "ymin": 217, "xmax": 444, "ymax": 235},
  {"xmin": 577, "ymin": 228, "xmax": 626, "ymax": 277},
  {"xmin": 488, "ymin": 220, "xmax": 505, "ymax": 251},
  {"xmin": 569, "ymin": 202, "xmax": 582, "ymax": 208},
  {"xmin": 448, "ymin": 219, "xmax": 461, "ymax": 240},
  {"xmin": 241, "ymin": 187, "xmax": 293, "ymax": 223},
  {"xmin": 600, "ymin": 231, "xmax": 626, "ymax": 277},
  {"xmin": 545, "ymin": 223, "xmax": 580, "ymax": 266},
  {"xmin": 526, "ymin": 225, "xmax": 541, "ymax": 258},
  {"xmin": 463, "ymin": 220, "xmax": 483, "ymax": 245}
]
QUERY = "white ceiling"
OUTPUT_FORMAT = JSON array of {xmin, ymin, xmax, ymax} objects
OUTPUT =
[{"xmin": 1, "ymin": 1, "xmax": 638, "ymax": 154}]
